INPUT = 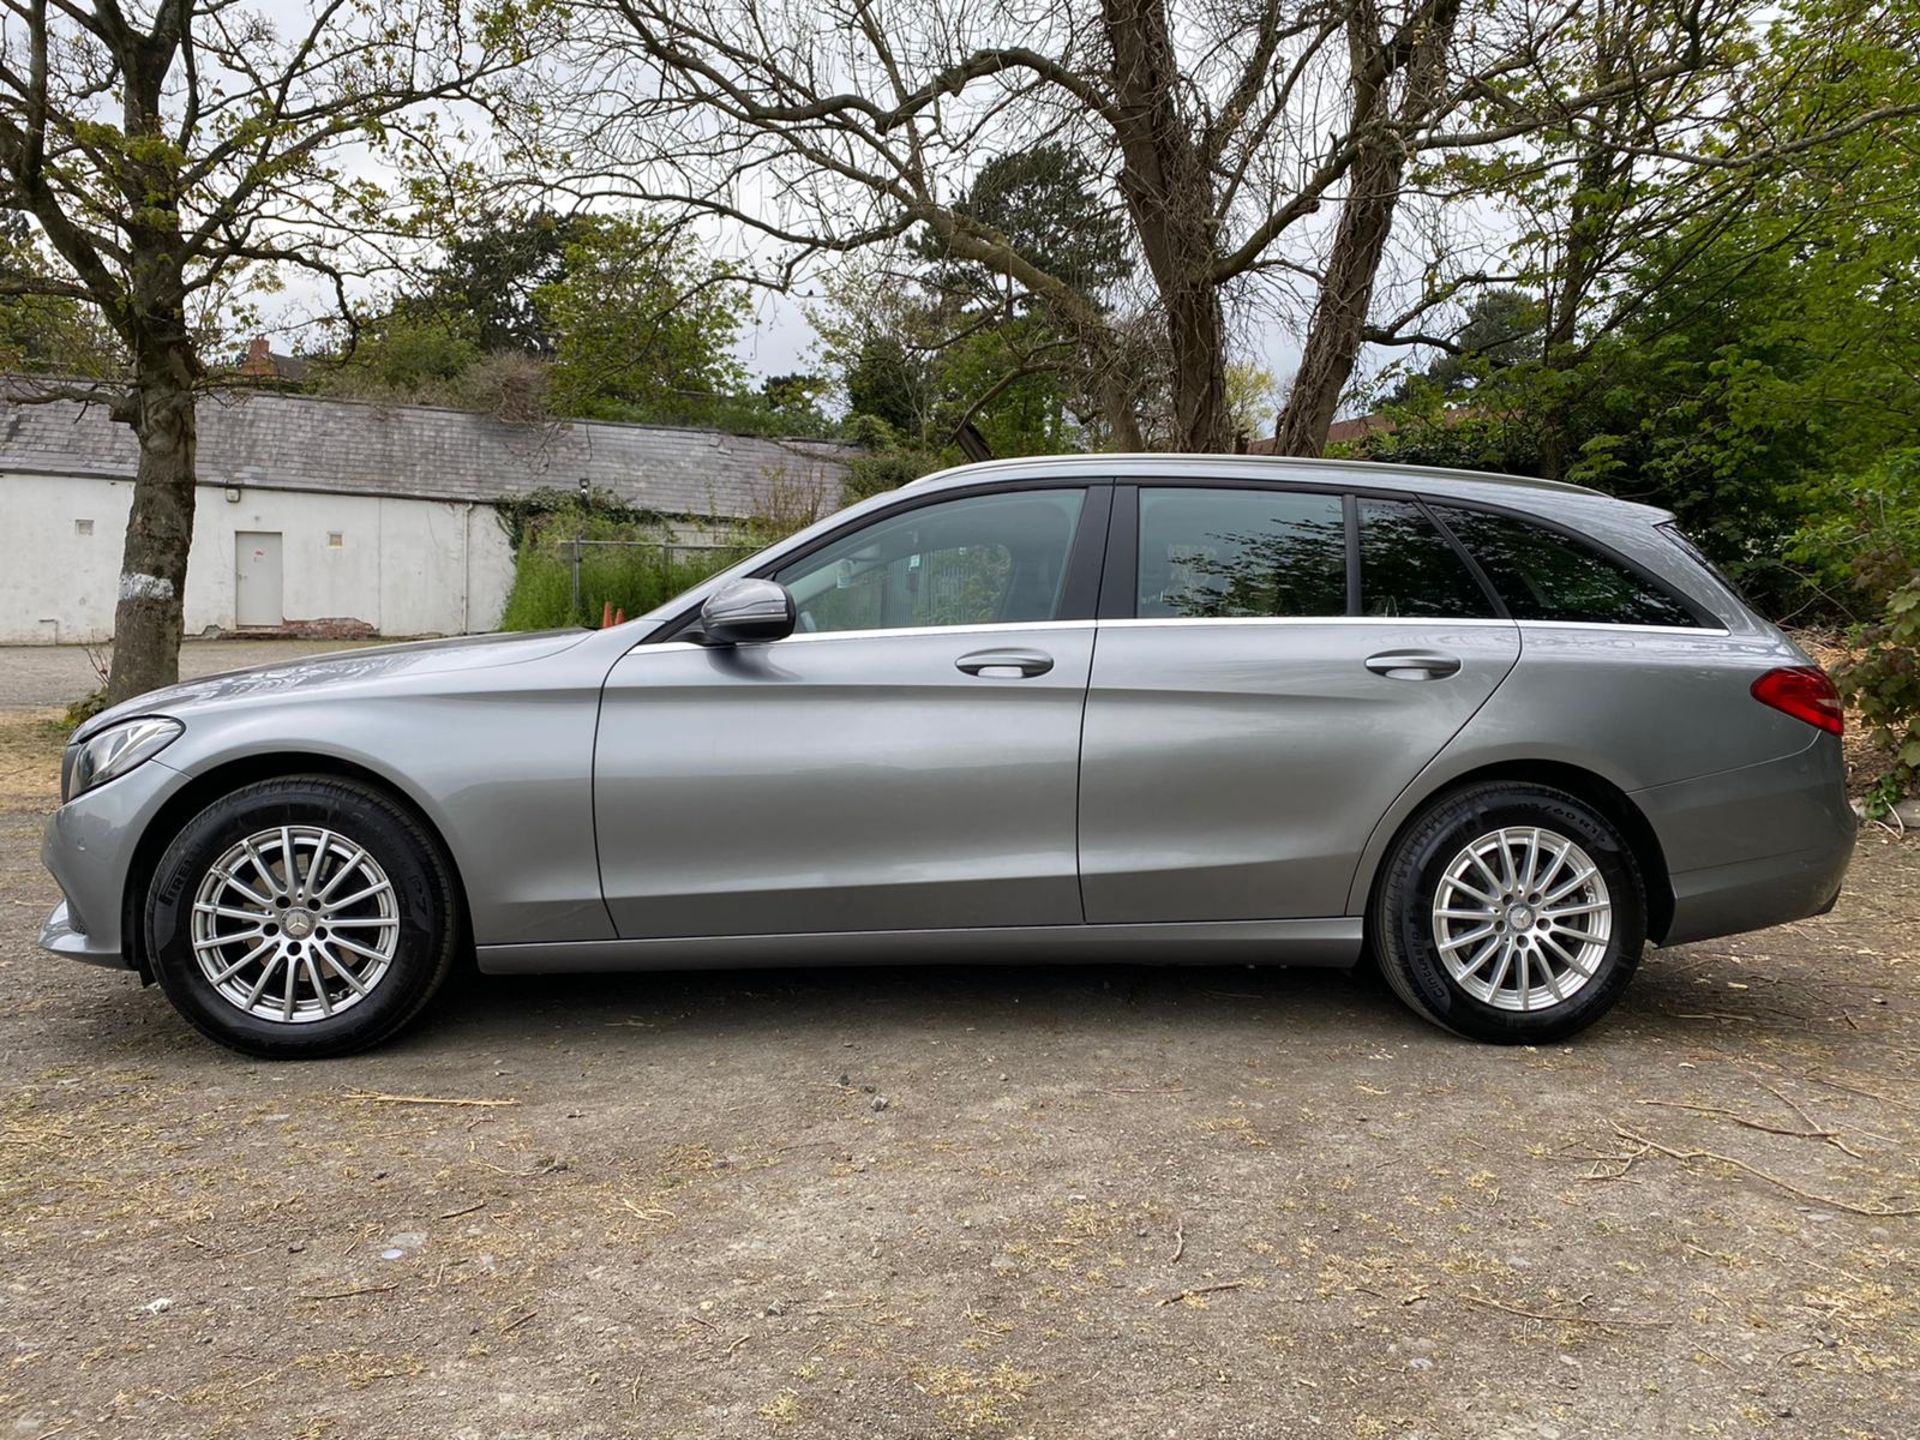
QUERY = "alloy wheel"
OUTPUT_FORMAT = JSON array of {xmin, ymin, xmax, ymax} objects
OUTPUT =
[
  {"xmin": 1430, "ymin": 826, "xmax": 1613, "ymax": 1012},
  {"xmin": 189, "ymin": 825, "xmax": 400, "ymax": 1023}
]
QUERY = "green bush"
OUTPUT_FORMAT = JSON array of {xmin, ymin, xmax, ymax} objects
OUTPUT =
[
  {"xmin": 497, "ymin": 500, "xmax": 749, "ymax": 630},
  {"xmin": 1797, "ymin": 448, "xmax": 1920, "ymax": 813}
]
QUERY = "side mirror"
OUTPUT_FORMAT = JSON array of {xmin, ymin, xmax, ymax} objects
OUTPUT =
[{"xmin": 694, "ymin": 578, "xmax": 796, "ymax": 646}]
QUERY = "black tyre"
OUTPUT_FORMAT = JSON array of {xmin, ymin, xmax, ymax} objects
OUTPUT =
[
  {"xmin": 145, "ymin": 775, "xmax": 461, "ymax": 1058},
  {"xmin": 1370, "ymin": 781, "xmax": 1645, "ymax": 1043}
]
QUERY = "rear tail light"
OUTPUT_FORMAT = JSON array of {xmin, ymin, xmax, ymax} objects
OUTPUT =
[{"xmin": 1751, "ymin": 666, "xmax": 1844, "ymax": 735}]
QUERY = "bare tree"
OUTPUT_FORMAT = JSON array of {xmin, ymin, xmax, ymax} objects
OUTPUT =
[
  {"xmin": 0, "ymin": 1, "xmax": 526, "ymax": 701},
  {"xmin": 525, "ymin": 0, "xmax": 1744, "ymax": 453}
]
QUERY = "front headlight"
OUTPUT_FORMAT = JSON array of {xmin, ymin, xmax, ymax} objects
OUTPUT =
[{"xmin": 63, "ymin": 716, "xmax": 183, "ymax": 802}]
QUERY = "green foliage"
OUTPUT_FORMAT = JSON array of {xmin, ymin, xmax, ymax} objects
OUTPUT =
[
  {"xmin": 0, "ymin": 217, "xmax": 123, "ymax": 376},
  {"xmin": 1224, "ymin": 362, "xmax": 1281, "ymax": 441},
  {"xmin": 819, "ymin": 143, "xmax": 1126, "ymax": 456},
  {"xmin": 1385, "ymin": 289, "xmax": 1545, "ymax": 402},
  {"xmin": 493, "ymin": 485, "xmax": 661, "ymax": 550},
  {"xmin": 1800, "ymin": 451, "xmax": 1920, "ymax": 810},
  {"xmin": 841, "ymin": 446, "xmax": 946, "ymax": 503},
  {"xmin": 835, "ymin": 416, "xmax": 946, "ymax": 501},
  {"xmin": 316, "ymin": 208, "xmax": 791, "ymax": 432},
  {"xmin": 539, "ymin": 214, "xmax": 748, "ymax": 421},
  {"xmin": 918, "ymin": 144, "xmax": 1129, "ymax": 301},
  {"xmin": 844, "ymin": 335, "xmax": 928, "ymax": 436},
  {"xmin": 1340, "ymin": 386, "xmax": 1545, "ymax": 477},
  {"xmin": 324, "ymin": 308, "xmax": 482, "ymax": 397},
  {"xmin": 496, "ymin": 495, "xmax": 749, "ymax": 631},
  {"xmin": 427, "ymin": 209, "xmax": 582, "ymax": 355}
]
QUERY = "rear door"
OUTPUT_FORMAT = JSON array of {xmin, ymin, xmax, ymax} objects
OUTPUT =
[
  {"xmin": 595, "ymin": 484, "xmax": 1107, "ymax": 938},
  {"xmin": 1078, "ymin": 484, "xmax": 1521, "ymax": 923}
]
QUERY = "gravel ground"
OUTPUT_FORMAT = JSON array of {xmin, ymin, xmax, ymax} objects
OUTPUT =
[
  {"xmin": 0, "ymin": 640, "xmax": 389, "ymax": 708},
  {"xmin": 1, "ymin": 708, "xmax": 1917, "ymax": 1440}
]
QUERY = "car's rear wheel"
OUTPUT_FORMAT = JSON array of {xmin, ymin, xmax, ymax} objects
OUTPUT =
[
  {"xmin": 1371, "ymin": 781, "xmax": 1645, "ymax": 1043},
  {"xmin": 145, "ymin": 776, "xmax": 459, "ymax": 1058}
]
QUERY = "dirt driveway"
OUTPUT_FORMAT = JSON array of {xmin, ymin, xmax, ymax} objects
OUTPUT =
[{"xmin": 2, "ymin": 708, "xmax": 1916, "ymax": 1440}]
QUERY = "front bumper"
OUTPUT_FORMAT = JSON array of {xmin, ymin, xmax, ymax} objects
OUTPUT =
[
  {"xmin": 38, "ymin": 757, "xmax": 190, "ymax": 969},
  {"xmin": 1635, "ymin": 734, "xmax": 1857, "ymax": 946}
]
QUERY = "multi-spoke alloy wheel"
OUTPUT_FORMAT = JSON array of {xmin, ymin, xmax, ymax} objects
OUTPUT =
[
  {"xmin": 191, "ymin": 825, "xmax": 400, "ymax": 1023},
  {"xmin": 147, "ymin": 776, "xmax": 459, "ymax": 1058},
  {"xmin": 1371, "ymin": 781, "xmax": 1645, "ymax": 1044},
  {"xmin": 1430, "ymin": 827, "xmax": 1612, "ymax": 1012}
]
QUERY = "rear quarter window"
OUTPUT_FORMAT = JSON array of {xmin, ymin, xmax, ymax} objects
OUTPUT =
[{"xmin": 1432, "ymin": 505, "xmax": 1703, "ymax": 628}]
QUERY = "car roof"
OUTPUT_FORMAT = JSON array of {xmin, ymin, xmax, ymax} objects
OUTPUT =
[{"xmin": 904, "ymin": 454, "xmax": 1668, "ymax": 521}]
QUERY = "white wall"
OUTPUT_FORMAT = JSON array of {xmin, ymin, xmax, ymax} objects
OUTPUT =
[{"xmin": 0, "ymin": 472, "xmax": 515, "ymax": 644}]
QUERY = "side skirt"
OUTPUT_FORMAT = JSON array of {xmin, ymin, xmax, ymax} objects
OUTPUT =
[{"xmin": 476, "ymin": 917, "xmax": 1364, "ymax": 975}]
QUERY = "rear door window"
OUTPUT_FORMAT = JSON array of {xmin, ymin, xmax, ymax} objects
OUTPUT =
[
  {"xmin": 1357, "ymin": 498, "xmax": 1494, "ymax": 619},
  {"xmin": 1432, "ymin": 505, "xmax": 1702, "ymax": 627},
  {"xmin": 1136, "ymin": 488, "xmax": 1347, "ymax": 619}
]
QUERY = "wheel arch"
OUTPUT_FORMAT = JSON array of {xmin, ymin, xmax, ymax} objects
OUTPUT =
[
  {"xmin": 121, "ymin": 751, "xmax": 473, "ymax": 977},
  {"xmin": 1355, "ymin": 759, "xmax": 1675, "ymax": 945}
]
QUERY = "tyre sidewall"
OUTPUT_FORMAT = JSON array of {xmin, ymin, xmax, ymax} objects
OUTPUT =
[
  {"xmin": 1378, "ymin": 785, "xmax": 1644, "ymax": 1043},
  {"xmin": 146, "ymin": 778, "xmax": 454, "ymax": 1058}
]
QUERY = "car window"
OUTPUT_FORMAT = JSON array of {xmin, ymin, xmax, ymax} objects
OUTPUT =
[
  {"xmin": 1659, "ymin": 520, "xmax": 1751, "ymax": 607},
  {"xmin": 772, "ymin": 489, "xmax": 1086, "ymax": 634},
  {"xmin": 1357, "ymin": 498, "xmax": 1493, "ymax": 618},
  {"xmin": 1432, "ymin": 505, "xmax": 1701, "ymax": 627},
  {"xmin": 1136, "ymin": 488, "xmax": 1347, "ymax": 619}
]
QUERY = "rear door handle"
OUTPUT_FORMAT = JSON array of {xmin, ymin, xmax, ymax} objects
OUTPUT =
[
  {"xmin": 1365, "ymin": 650, "xmax": 1462, "ymax": 680},
  {"xmin": 956, "ymin": 648, "xmax": 1055, "ymax": 678}
]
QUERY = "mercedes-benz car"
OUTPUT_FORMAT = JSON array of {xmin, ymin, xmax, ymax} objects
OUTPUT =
[{"xmin": 39, "ymin": 456, "xmax": 1856, "ymax": 1057}]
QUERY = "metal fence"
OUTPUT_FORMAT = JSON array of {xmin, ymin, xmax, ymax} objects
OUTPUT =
[{"xmin": 557, "ymin": 537, "xmax": 738, "ymax": 619}]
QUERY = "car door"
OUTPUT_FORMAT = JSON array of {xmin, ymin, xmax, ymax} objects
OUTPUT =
[
  {"xmin": 1078, "ymin": 484, "xmax": 1521, "ymax": 923},
  {"xmin": 594, "ymin": 484, "xmax": 1108, "ymax": 939}
]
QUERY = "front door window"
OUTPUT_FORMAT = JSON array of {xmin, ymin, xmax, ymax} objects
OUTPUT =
[{"xmin": 773, "ymin": 489, "xmax": 1087, "ymax": 634}]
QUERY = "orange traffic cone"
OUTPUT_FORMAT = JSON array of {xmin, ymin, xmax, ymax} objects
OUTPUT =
[
  {"xmin": 601, "ymin": 600, "xmax": 613, "ymax": 629},
  {"xmin": 613, "ymin": 607, "xmax": 625, "ymax": 626}
]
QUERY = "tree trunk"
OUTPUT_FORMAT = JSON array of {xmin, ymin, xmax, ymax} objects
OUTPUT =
[
  {"xmin": 1536, "ymin": 128, "xmax": 1615, "ymax": 482},
  {"xmin": 1164, "ymin": 280, "xmax": 1231, "ymax": 451},
  {"xmin": 1272, "ymin": 141, "xmax": 1399, "ymax": 455},
  {"xmin": 105, "ymin": 349, "xmax": 198, "ymax": 704},
  {"xmin": 1273, "ymin": 0, "xmax": 1462, "ymax": 456},
  {"xmin": 1102, "ymin": 0, "xmax": 1235, "ymax": 452}
]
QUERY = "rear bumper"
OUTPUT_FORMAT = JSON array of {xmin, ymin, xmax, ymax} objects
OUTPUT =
[{"xmin": 1634, "ymin": 735, "xmax": 1856, "ymax": 946}]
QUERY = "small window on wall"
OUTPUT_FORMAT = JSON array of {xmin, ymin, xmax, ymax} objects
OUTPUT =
[
  {"xmin": 74, "ymin": 518, "xmax": 94, "ymax": 536},
  {"xmin": 1136, "ymin": 488, "xmax": 1346, "ymax": 619},
  {"xmin": 327, "ymin": 532, "xmax": 345, "ymax": 549},
  {"xmin": 1357, "ymin": 499, "xmax": 1492, "ymax": 619},
  {"xmin": 1432, "ymin": 505, "xmax": 1703, "ymax": 627}
]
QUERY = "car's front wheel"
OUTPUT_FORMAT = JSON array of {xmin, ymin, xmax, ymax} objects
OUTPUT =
[
  {"xmin": 1371, "ymin": 781, "xmax": 1645, "ymax": 1043},
  {"xmin": 145, "ymin": 775, "xmax": 460, "ymax": 1058}
]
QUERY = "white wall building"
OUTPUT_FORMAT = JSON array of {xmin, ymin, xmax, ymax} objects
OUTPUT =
[{"xmin": 0, "ymin": 385, "xmax": 851, "ymax": 645}]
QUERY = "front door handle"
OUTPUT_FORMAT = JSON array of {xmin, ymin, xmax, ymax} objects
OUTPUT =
[
  {"xmin": 956, "ymin": 648, "xmax": 1055, "ymax": 679},
  {"xmin": 1365, "ymin": 650, "xmax": 1462, "ymax": 680}
]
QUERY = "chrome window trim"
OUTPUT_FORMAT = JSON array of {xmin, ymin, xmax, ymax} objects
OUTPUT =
[
  {"xmin": 1099, "ymin": 615, "xmax": 1517, "ymax": 629},
  {"xmin": 619, "ymin": 619, "xmax": 1101, "ymax": 658},
  {"xmin": 1095, "ymin": 615, "xmax": 1729, "ymax": 636},
  {"xmin": 619, "ymin": 615, "xmax": 1732, "ymax": 658},
  {"xmin": 779, "ymin": 619, "xmax": 1100, "ymax": 645},
  {"xmin": 1513, "ymin": 619, "xmax": 1731, "ymax": 637}
]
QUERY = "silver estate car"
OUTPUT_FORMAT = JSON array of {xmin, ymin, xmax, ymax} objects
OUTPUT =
[{"xmin": 39, "ymin": 456, "xmax": 1856, "ymax": 1057}]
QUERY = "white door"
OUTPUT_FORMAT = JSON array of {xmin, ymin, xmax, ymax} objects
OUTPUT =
[{"xmin": 234, "ymin": 531, "xmax": 284, "ymax": 628}]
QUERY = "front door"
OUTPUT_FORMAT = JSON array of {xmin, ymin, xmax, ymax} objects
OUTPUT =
[
  {"xmin": 1078, "ymin": 486, "xmax": 1521, "ymax": 922},
  {"xmin": 594, "ymin": 485, "xmax": 1105, "ymax": 938},
  {"xmin": 234, "ymin": 531, "xmax": 284, "ymax": 628}
]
